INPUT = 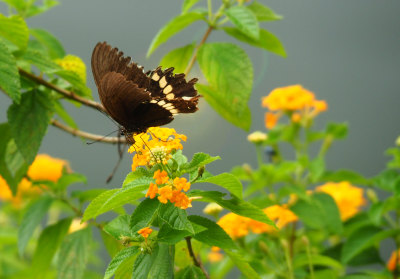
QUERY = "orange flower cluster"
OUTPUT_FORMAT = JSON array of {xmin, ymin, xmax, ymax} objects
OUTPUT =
[
  {"xmin": 137, "ymin": 227, "xmax": 153, "ymax": 239},
  {"xmin": 217, "ymin": 205, "xmax": 298, "ymax": 239},
  {"xmin": 316, "ymin": 181, "xmax": 366, "ymax": 221},
  {"xmin": 145, "ymin": 170, "xmax": 193, "ymax": 209},
  {"xmin": 387, "ymin": 249, "xmax": 400, "ymax": 271},
  {"xmin": 0, "ymin": 154, "xmax": 69, "ymax": 207},
  {"xmin": 262, "ymin": 85, "xmax": 327, "ymax": 129},
  {"xmin": 128, "ymin": 127, "xmax": 187, "ymax": 171}
]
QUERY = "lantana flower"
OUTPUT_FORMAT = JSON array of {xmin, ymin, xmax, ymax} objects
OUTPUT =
[
  {"xmin": 138, "ymin": 227, "xmax": 153, "ymax": 239},
  {"xmin": 145, "ymin": 171, "xmax": 193, "ymax": 209},
  {"xmin": 128, "ymin": 127, "xmax": 186, "ymax": 171},
  {"xmin": 0, "ymin": 154, "xmax": 69, "ymax": 208},
  {"xmin": 387, "ymin": 249, "xmax": 400, "ymax": 271},
  {"xmin": 262, "ymin": 85, "xmax": 328, "ymax": 129},
  {"xmin": 218, "ymin": 204, "xmax": 298, "ymax": 239},
  {"xmin": 55, "ymin": 54, "xmax": 87, "ymax": 82},
  {"xmin": 316, "ymin": 181, "xmax": 366, "ymax": 221}
]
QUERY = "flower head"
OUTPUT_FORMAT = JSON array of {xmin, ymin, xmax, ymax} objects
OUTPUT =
[
  {"xmin": 262, "ymin": 85, "xmax": 327, "ymax": 128},
  {"xmin": 128, "ymin": 127, "xmax": 186, "ymax": 171},
  {"xmin": 218, "ymin": 204, "xmax": 298, "ymax": 239},
  {"xmin": 68, "ymin": 218, "xmax": 88, "ymax": 234},
  {"xmin": 138, "ymin": 227, "xmax": 153, "ymax": 239},
  {"xmin": 247, "ymin": 131, "xmax": 268, "ymax": 144},
  {"xmin": 55, "ymin": 55, "xmax": 87, "ymax": 82},
  {"xmin": 316, "ymin": 181, "xmax": 366, "ymax": 221},
  {"xmin": 27, "ymin": 154, "xmax": 69, "ymax": 182},
  {"xmin": 173, "ymin": 177, "xmax": 191, "ymax": 192},
  {"xmin": 145, "ymin": 183, "xmax": 158, "ymax": 199},
  {"xmin": 158, "ymin": 186, "xmax": 173, "ymax": 204},
  {"xmin": 153, "ymin": 170, "xmax": 169, "ymax": 185}
]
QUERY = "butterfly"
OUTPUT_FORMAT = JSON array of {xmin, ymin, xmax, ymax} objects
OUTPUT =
[{"xmin": 91, "ymin": 42, "xmax": 199, "ymax": 143}]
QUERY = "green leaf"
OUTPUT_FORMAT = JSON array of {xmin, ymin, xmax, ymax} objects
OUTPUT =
[
  {"xmin": 132, "ymin": 244, "xmax": 159, "ymax": 279},
  {"xmin": 197, "ymin": 42, "xmax": 253, "ymax": 130},
  {"xmin": 71, "ymin": 188, "xmax": 107, "ymax": 203},
  {"xmin": 157, "ymin": 224, "xmax": 192, "ymax": 244},
  {"xmin": 341, "ymin": 226, "xmax": 399, "ymax": 263},
  {"xmin": 20, "ymin": 48, "xmax": 62, "ymax": 73},
  {"xmin": 101, "ymin": 230, "xmax": 124, "ymax": 258},
  {"xmin": 104, "ymin": 246, "xmax": 139, "ymax": 279},
  {"xmin": 291, "ymin": 193, "xmax": 342, "ymax": 234},
  {"xmin": 373, "ymin": 169, "xmax": 400, "ymax": 192},
  {"xmin": 25, "ymin": 0, "xmax": 59, "ymax": 18},
  {"xmin": 147, "ymin": 244, "xmax": 174, "ymax": 279},
  {"xmin": 115, "ymin": 254, "xmax": 137, "ymax": 279},
  {"xmin": 56, "ymin": 172, "xmax": 87, "ymax": 191},
  {"xmin": 82, "ymin": 182, "xmax": 147, "ymax": 221},
  {"xmin": 188, "ymin": 190, "xmax": 275, "ymax": 227},
  {"xmin": 293, "ymin": 254, "xmax": 343, "ymax": 270},
  {"xmin": 55, "ymin": 69, "xmax": 92, "ymax": 97},
  {"xmin": 223, "ymin": 27, "xmax": 286, "ymax": 57},
  {"xmin": 225, "ymin": 6, "xmax": 260, "ymax": 40},
  {"xmin": 180, "ymin": 152, "xmax": 220, "ymax": 175},
  {"xmin": 0, "ymin": 123, "xmax": 28, "ymax": 193},
  {"xmin": 182, "ymin": 0, "xmax": 200, "ymax": 13},
  {"xmin": 176, "ymin": 265, "xmax": 206, "ymax": 279},
  {"xmin": 309, "ymin": 156, "xmax": 325, "ymax": 182},
  {"xmin": 189, "ymin": 215, "xmax": 236, "ymax": 250},
  {"xmin": 57, "ymin": 227, "xmax": 91, "ymax": 279},
  {"xmin": 225, "ymin": 250, "xmax": 261, "ymax": 279},
  {"xmin": 30, "ymin": 28, "xmax": 65, "ymax": 59},
  {"xmin": 326, "ymin": 122, "xmax": 348, "ymax": 139},
  {"xmin": 122, "ymin": 168, "xmax": 154, "ymax": 188},
  {"xmin": 0, "ymin": 38, "xmax": 21, "ymax": 103},
  {"xmin": 159, "ymin": 43, "xmax": 195, "ymax": 74},
  {"xmin": 158, "ymin": 203, "xmax": 194, "ymax": 233},
  {"xmin": 130, "ymin": 198, "xmax": 160, "ymax": 233},
  {"xmin": 31, "ymin": 218, "xmax": 72, "ymax": 273},
  {"xmin": 197, "ymin": 173, "xmax": 243, "ymax": 199},
  {"xmin": 147, "ymin": 12, "xmax": 205, "ymax": 57},
  {"xmin": 247, "ymin": 1, "xmax": 283, "ymax": 21},
  {"xmin": 104, "ymin": 215, "xmax": 132, "ymax": 240},
  {"xmin": 18, "ymin": 196, "xmax": 53, "ymax": 255},
  {"xmin": 0, "ymin": 14, "xmax": 28, "ymax": 50},
  {"xmin": 7, "ymin": 90, "xmax": 53, "ymax": 163},
  {"xmin": 321, "ymin": 169, "xmax": 370, "ymax": 185},
  {"xmin": 196, "ymin": 84, "xmax": 251, "ymax": 131}
]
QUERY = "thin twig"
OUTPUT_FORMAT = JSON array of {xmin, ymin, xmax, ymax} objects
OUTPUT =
[
  {"xmin": 19, "ymin": 68, "xmax": 105, "ymax": 112},
  {"xmin": 185, "ymin": 237, "xmax": 210, "ymax": 279},
  {"xmin": 184, "ymin": 26, "xmax": 213, "ymax": 76},
  {"xmin": 51, "ymin": 119, "xmax": 127, "ymax": 144}
]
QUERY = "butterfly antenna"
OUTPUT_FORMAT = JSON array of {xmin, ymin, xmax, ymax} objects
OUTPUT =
[
  {"xmin": 148, "ymin": 129, "xmax": 169, "ymax": 143},
  {"xmin": 86, "ymin": 129, "xmax": 120, "ymax": 145},
  {"xmin": 139, "ymin": 133, "xmax": 172, "ymax": 174}
]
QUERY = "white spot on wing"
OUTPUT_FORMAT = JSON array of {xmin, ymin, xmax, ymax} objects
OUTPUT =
[
  {"xmin": 152, "ymin": 72, "xmax": 160, "ymax": 81},
  {"xmin": 159, "ymin": 76, "xmax": 167, "ymax": 88},
  {"xmin": 170, "ymin": 109, "xmax": 178, "ymax": 114},
  {"xmin": 158, "ymin": 100, "xmax": 166, "ymax": 106},
  {"xmin": 150, "ymin": 100, "xmax": 157, "ymax": 103},
  {"xmin": 182, "ymin": 96, "xmax": 193, "ymax": 101},
  {"xmin": 166, "ymin": 93, "xmax": 175, "ymax": 100},
  {"xmin": 163, "ymin": 85, "xmax": 173, "ymax": 94}
]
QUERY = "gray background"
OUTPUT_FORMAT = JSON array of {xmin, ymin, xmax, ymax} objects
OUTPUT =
[{"xmin": 1, "ymin": 0, "xmax": 400, "ymax": 273}]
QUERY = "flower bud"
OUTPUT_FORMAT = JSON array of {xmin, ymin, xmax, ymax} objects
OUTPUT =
[
  {"xmin": 203, "ymin": 202, "xmax": 223, "ymax": 218},
  {"xmin": 247, "ymin": 131, "xmax": 268, "ymax": 144}
]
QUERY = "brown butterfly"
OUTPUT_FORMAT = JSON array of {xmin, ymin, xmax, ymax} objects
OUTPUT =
[{"xmin": 91, "ymin": 42, "xmax": 199, "ymax": 143}]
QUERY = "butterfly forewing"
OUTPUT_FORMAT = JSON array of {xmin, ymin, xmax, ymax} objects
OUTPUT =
[{"xmin": 91, "ymin": 42, "xmax": 200, "ymax": 136}]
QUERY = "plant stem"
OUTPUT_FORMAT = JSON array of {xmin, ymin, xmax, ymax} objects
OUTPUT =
[
  {"xmin": 185, "ymin": 237, "xmax": 210, "ymax": 278},
  {"xmin": 19, "ymin": 68, "xmax": 105, "ymax": 112},
  {"xmin": 184, "ymin": 26, "xmax": 213, "ymax": 76},
  {"xmin": 51, "ymin": 119, "xmax": 127, "ymax": 144}
]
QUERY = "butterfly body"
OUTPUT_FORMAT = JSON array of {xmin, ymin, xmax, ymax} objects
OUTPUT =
[{"xmin": 91, "ymin": 42, "xmax": 199, "ymax": 143}]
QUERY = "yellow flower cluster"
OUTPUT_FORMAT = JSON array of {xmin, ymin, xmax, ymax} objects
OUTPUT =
[
  {"xmin": 0, "ymin": 154, "xmax": 69, "ymax": 207},
  {"xmin": 208, "ymin": 246, "xmax": 223, "ymax": 263},
  {"xmin": 145, "ymin": 170, "xmax": 193, "ymax": 209},
  {"xmin": 316, "ymin": 181, "xmax": 366, "ymax": 221},
  {"xmin": 55, "ymin": 54, "xmax": 87, "ymax": 82},
  {"xmin": 217, "ymin": 205, "xmax": 298, "ymax": 239},
  {"xmin": 128, "ymin": 127, "xmax": 187, "ymax": 171},
  {"xmin": 262, "ymin": 85, "xmax": 327, "ymax": 129}
]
